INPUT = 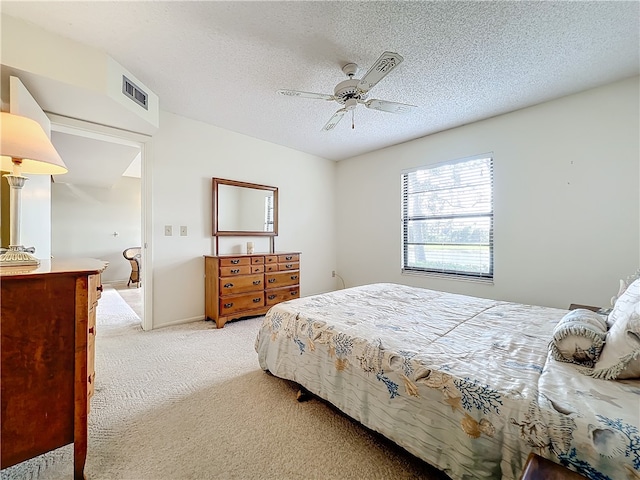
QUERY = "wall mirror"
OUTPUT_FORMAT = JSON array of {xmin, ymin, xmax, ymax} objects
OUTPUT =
[{"xmin": 212, "ymin": 178, "xmax": 278, "ymax": 236}]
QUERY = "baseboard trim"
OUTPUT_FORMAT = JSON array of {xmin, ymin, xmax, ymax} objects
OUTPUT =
[{"xmin": 153, "ymin": 315, "xmax": 206, "ymax": 330}]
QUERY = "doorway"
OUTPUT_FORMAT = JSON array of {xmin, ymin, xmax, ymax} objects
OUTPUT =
[{"xmin": 48, "ymin": 114, "xmax": 153, "ymax": 331}]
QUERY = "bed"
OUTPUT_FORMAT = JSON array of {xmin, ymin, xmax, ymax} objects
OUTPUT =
[{"xmin": 255, "ymin": 283, "xmax": 640, "ymax": 480}]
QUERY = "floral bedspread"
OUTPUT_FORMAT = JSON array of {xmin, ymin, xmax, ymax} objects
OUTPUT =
[{"xmin": 254, "ymin": 283, "xmax": 640, "ymax": 480}]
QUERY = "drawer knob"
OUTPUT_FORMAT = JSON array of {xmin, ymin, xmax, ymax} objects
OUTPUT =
[
  {"xmin": 231, "ymin": 259, "xmax": 240, "ymax": 264},
  {"xmin": 231, "ymin": 269, "xmax": 240, "ymax": 274},
  {"xmin": 224, "ymin": 302, "xmax": 233, "ymax": 308},
  {"xmin": 224, "ymin": 283, "xmax": 234, "ymax": 288},
  {"xmin": 268, "ymin": 294, "xmax": 277, "ymax": 300},
  {"xmin": 253, "ymin": 298, "xmax": 261, "ymax": 303},
  {"xmin": 253, "ymin": 280, "xmax": 261, "ymax": 285},
  {"xmin": 89, "ymin": 327, "xmax": 95, "ymax": 335},
  {"xmin": 286, "ymin": 264, "xmax": 293, "ymax": 268},
  {"xmin": 291, "ymin": 291, "xmax": 298, "ymax": 296},
  {"xmin": 97, "ymin": 285, "xmax": 103, "ymax": 292},
  {"xmin": 285, "ymin": 256, "xmax": 293, "ymax": 260},
  {"xmin": 268, "ymin": 278, "xmax": 276, "ymax": 283},
  {"xmin": 291, "ymin": 275, "xmax": 298, "ymax": 280}
]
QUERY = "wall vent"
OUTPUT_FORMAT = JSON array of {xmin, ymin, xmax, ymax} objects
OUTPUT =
[{"xmin": 122, "ymin": 76, "xmax": 148, "ymax": 110}]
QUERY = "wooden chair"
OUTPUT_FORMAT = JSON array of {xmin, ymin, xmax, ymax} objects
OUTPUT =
[{"xmin": 122, "ymin": 247, "xmax": 142, "ymax": 287}]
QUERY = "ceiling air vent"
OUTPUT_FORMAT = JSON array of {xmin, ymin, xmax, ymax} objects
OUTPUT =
[{"xmin": 122, "ymin": 76, "xmax": 148, "ymax": 110}]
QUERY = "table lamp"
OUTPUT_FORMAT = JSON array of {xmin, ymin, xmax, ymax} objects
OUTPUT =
[{"xmin": 0, "ymin": 112, "xmax": 67, "ymax": 266}]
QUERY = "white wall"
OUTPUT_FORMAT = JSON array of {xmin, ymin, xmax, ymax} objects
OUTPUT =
[
  {"xmin": 149, "ymin": 111, "xmax": 337, "ymax": 328},
  {"xmin": 336, "ymin": 76, "xmax": 640, "ymax": 309},
  {"xmin": 51, "ymin": 177, "xmax": 141, "ymax": 283}
]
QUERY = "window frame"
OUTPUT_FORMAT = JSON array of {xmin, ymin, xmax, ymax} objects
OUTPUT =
[{"xmin": 401, "ymin": 153, "xmax": 494, "ymax": 282}]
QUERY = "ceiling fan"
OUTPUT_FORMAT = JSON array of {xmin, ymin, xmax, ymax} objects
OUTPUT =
[{"xmin": 277, "ymin": 51, "xmax": 417, "ymax": 131}]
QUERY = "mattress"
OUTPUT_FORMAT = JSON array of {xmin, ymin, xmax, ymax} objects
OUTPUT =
[{"xmin": 255, "ymin": 283, "xmax": 640, "ymax": 479}]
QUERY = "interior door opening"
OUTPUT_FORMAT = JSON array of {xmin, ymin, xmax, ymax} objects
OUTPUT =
[{"xmin": 48, "ymin": 114, "xmax": 152, "ymax": 331}]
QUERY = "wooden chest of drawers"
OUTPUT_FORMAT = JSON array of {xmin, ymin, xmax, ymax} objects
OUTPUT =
[
  {"xmin": 204, "ymin": 252, "xmax": 300, "ymax": 328},
  {"xmin": 1, "ymin": 258, "xmax": 107, "ymax": 479}
]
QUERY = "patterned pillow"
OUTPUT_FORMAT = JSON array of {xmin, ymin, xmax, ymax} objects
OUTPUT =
[
  {"xmin": 592, "ymin": 283, "xmax": 640, "ymax": 380},
  {"xmin": 549, "ymin": 309, "xmax": 608, "ymax": 367}
]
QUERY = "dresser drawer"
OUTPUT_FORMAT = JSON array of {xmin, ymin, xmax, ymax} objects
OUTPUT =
[
  {"xmin": 278, "ymin": 261, "xmax": 299, "ymax": 271},
  {"xmin": 278, "ymin": 254, "xmax": 299, "ymax": 263},
  {"xmin": 87, "ymin": 338, "xmax": 95, "ymax": 387},
  {"xmin": 219, "ymin": 274, "xmax": 264, "ymax": 294},
  {"xmin": 87, "ymin": 371, "xmax": 95, "ymax": 415},
  {"xmin": 220, "ymin": 265, "xmax": 252, "ymax": 276},
  {"xmin": 265, "ymin": 264, "xmax": 278, "ymax": 272},
  {"xmin": 250, "ymin": 265, "xmax": 264, "ymax": 273},
  {"xmin": 219, "ymin": 292, "xmax": 265, "ymax": 315},
  {"xmin": 220, "ymin": 257, "xmax": 251, "ymax": 267},
  {"xmin": 87, "ymin": 333, "xmax": 95, "ymax": 376},
  {"xmin": 265, "ymin": 255, "xmax": 278, "ymax": 264},
  {"xmin": 87, "ymin": 328, "xmax": 96, "ymax": 412},
  {"xmin": 265, "ymin": 271, "xmax": 300, "ymax": 288},
  {"xmin": 266, "ymin": 286, "xmax": 300, "ymax": 305},
  {"xmin": 88, "ymin": 303, "xmax": 96, "ymax": 331},
  {"xmin": 251, "ymin": 256, "xmax": 264, "ymax": 265},
  {"xmin": 88, "ymin": 274, "xmax": 100, "ymax": 305}
]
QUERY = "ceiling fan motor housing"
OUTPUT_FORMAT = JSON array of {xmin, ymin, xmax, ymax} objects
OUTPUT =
[{"xmin": 334, "ymin": 79, "xmax": 366, "ymax": 105}]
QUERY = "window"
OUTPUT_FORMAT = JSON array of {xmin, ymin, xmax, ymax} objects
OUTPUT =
[
  {"xmin": 402, "ymin": 154, "xmax": 493, "ymax": 280},
  {"xmin": 264, "ymin": 195, "xmax": 274, "ymax": 232}
]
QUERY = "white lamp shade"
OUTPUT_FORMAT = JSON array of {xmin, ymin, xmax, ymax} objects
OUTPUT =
[{"xmin": 0, "ymin": 112, "xmax": 67, "ymax": 175}]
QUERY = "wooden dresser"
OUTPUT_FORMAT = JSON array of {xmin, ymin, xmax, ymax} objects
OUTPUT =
[
  {"xmin": 204, "ymin": 252, "xmax": 300, "ymax": 328},
  {"xmin": 1, "ymin": 258, "xmax": 107, "ymax": 479}
]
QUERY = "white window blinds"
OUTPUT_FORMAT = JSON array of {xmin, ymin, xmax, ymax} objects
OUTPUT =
[
  {"xmin": 264, "ymin": 195, "xmax": 274, "ymax": 232},
  {"xmin": 402, "ymin": 155, "xmax": 494, "ymax": 279}
]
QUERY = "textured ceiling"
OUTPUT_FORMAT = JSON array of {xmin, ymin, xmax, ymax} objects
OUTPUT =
[{"xmin": 3, "ymin": 1, "xmax": 639, "ymax": 161}]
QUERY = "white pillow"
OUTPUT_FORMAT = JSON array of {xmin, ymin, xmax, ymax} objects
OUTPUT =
[
  {"xmin": 608, "ymin": 275, "xmax": 640, "ymax": 328},
  {"xmin": 592, "ymin": 281, "xmax": 640, "ymax": 379}
]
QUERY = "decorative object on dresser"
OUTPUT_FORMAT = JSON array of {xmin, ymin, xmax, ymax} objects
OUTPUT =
[
  {"xmin": 0, "ymin": 112, "xmax": 68, "ymax": 266},
  {"xmin": 0, "ymin": 258, "xmax": 107, "ymax": 480},
  {"xmin": 204, "ymin": 253, "xmax": 300, "ymax": 328}
]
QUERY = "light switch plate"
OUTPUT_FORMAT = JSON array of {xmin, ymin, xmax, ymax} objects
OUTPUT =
[
  {"xmin": 164, "ymin": 225, "xmax": 172, "ymax": 236},
  {"xmin": 180, "ymin": 226, "xmax": 187, "ymax": 236}
]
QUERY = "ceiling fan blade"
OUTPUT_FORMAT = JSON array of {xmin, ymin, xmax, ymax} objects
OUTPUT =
[
  {"xmin": 322, "ymin": 109, "xmax": 346, "ymax": 131},
  {"xmin": 277, "ymin": 89, "xmax": 334, "ymax": 101},
  {"xmin": 357, "ymin": 51, "xmax": 404, "ymax": 93},
  {"xmin": 365, "ymin": 99, "xmax": 417, "ymax": 114}
]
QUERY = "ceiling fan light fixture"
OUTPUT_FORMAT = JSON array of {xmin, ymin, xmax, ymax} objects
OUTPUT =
[{"xmin": 344, "ymin": 98, "xmax": 357, "ymax": 111}]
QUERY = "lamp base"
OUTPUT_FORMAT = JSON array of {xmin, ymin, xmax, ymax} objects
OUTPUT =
[{"xmin": 0, "ymin": 245, "xmax": 40, "ymax": 267}]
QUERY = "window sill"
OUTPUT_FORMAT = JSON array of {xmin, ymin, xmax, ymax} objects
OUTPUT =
[{"xmin": 401, "ymin": 270, "xmax": 494, "ymax": 285}]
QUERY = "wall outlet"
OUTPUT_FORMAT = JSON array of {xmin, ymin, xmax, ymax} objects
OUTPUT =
[
  {"xmin": 164, "ymin": 225, "xmax": 173, "ymax": 236},
  {"xmin": 180, "ymin": 226, "xmax": 187, "ymax": 236},
  {"xmin": 332, "ymin": 270, "xmax": 336, "ymax": 277}
]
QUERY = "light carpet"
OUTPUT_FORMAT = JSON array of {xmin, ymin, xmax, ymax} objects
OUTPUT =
[{"xmin": 1, "ymin": 287, "xmax": 448, "ymax": 480}]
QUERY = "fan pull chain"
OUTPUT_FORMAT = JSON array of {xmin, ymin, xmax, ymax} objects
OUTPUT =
[{"xmin": 352, "ymin": 109, "xmax": 355, "ymax": 129}]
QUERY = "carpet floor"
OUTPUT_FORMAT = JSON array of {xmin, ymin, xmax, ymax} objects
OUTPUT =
[{"xmin": 1, "ymin": 287, "xmax": 449, "ymax": 480}]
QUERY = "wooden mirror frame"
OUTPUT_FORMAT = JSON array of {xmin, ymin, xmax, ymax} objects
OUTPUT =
[{"xmin": 212, "ymin": 177, "xmax": 278, "ymax": 237}]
